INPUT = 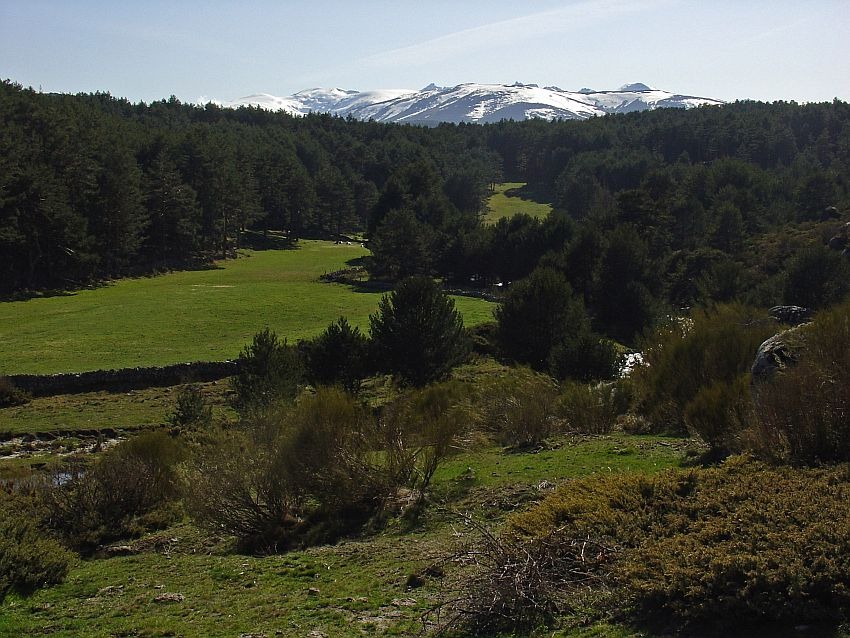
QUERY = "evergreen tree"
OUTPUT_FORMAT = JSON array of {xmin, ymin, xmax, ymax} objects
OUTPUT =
[
  {"xmin": 495, "ymin": 267, "xmax": 589, "ymax": 370},
  {"xmin": 369, "ymin": 276, "xmax": 470, "ymax": 386},
  {"xmin": 143, "ymin": 153, "xmax": 201, "ymax": 267},
  {"xmin": 369, "ymin": 208, "xmax": 434, "ymax": 280}
]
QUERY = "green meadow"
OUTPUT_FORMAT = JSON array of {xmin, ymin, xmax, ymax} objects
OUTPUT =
[
  {"xmin": 0, "ymin": 241, "xmax": 495, "ymax": 375},
  {"xmin": 483, "ymin": 182, "xmax": 553, "ymax": 224}
]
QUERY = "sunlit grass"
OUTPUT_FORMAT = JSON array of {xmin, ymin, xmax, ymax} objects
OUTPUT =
[
  {"xmin": 483, "ymin": 182, "xmax": 553, "ymax": 224},
  {"xmin": 0, "ymin": 240, "xmax": 494, "ymax": 374}
]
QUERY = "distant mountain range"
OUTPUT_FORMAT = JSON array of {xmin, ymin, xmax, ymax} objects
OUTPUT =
[{"xmin": 207, "ymin": 82, "xmax": 724, "ymax": 124}]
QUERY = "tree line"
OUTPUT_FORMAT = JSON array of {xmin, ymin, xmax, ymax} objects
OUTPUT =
[
  {"xmin": 3, "ymin": 80, "xmax": 849, "ymax": 346},
  {"xmin": 0, "ymin": 80, "xmax": 500, "ymax": 294}
]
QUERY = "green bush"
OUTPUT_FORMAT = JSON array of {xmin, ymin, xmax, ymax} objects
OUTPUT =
[
  {"xmin": 0, "ymin": 376, "xmax": 30, "ymax": 407},
  {"xmin": 684, "ymin": 374, "xmax": 752, "ymax": 452},
  {"xmin": 749, "ymin": 301, "xmax": 850, "ymax": 462},
  {"xmin": 556, "ymin": 381, "xmax": 627, "ymax": 434},
  {"xmin": 477, "ymin": 368, "xmax": 560, "ymax": 447},
  {"xmin": 467, "ymin": 321, "xmax": 498, "ymax": 357},
  {"xmin": 381, "ymin": 380, "xmax": 471, "ymax": 492},
  {"xmin": 548, "ymin": 330, "xmax": 620, "ymax": 382},
  {"xmin": 47, "ymin": 431, "xmax": 184, "ymax": 551},
  {"xmin": 631, "ymin": 304, "xmax": 773, "ymax": 435},
  {"xmin": 185, "ymin": 426, "xmax": 296, "ymax": 553},
  {"xmin": 782, "ymin": 243, "xmax": 850, "ymax": 309},
  {"xmin": 232, "ymin": 328, "xmax": 303, "ymax": 414},
  {"xmin": 0, "ymin": 492, "xmax": 71, "ymax": 603},
  {"xmin": 188, "ymin": 387, "xmax": 402, "ymax": 553},
  {"xmin": 501, "ymin": 458, "xmax": 850, "ymax": 633},
  {"xmin": 305, "ymin": 316, "xmax": 369, "ymax": 391},
  {"xmin": 169, "ymin": 384, "xmax": 212, "ymax": 431}
]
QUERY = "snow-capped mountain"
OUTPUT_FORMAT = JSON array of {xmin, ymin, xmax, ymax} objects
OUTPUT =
[{"xmin": 208, "ymin": 82, "xmax": 723, "ymax": 124}]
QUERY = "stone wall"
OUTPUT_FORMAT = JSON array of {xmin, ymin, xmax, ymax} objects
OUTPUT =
[{"xmin": 8, "ymin": 360, "xmax": 238, "ymax": 397}]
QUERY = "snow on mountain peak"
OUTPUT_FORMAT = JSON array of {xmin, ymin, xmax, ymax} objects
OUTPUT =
[
  {"xmin": 619, "ymin": 82, "xmax": 653, "ymax": 91},
  {"xmin": 210, "ymin": 82, "xmax": 723, "ymax": 124}
]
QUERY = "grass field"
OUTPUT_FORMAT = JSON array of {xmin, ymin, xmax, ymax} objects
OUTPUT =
[
  {"xmin": 483, "ymin": 182, "xmax": 553, "ymax": 225},
  {"xmin": 0, "ymin": 241, "xmax": 495, "ymax": 375},
  {"xmin": 0, "ymin": 381, "xmax": 234, "ymax": 436},
  {"xmin": 0, "ymin": 434, "xmax": 687, "ymax": 638}
]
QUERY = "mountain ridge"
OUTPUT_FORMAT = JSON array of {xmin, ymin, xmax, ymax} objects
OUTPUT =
[{"xmin": 207, "ymin": 82, "xmax": 724, "ymax": 123}]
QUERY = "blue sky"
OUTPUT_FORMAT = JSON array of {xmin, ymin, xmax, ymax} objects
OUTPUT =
[{"xmin": 2, "ymin": 0, "xmax": 848, "ymax": 103}]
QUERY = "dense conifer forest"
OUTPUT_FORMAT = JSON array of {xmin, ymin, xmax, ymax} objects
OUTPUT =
[{"xmin": 3, "ymin": 81, "xmax": 848, "ymax": 345}]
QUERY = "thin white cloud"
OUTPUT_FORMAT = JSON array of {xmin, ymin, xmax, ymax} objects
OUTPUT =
[
  {"xmin": 358, "ymin": 0, "xmax": 677, "ymax": 69},
  {"xmin": 733, "ymin": 15, "xmax": 816, "ymax": 49}
]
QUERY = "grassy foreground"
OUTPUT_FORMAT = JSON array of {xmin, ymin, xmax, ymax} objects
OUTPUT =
[
  {"xmin": 0, "ymin": 434, "xmax": 687, "ymax": 638},
  {"xmin": 0, "ymin": 241, "xmax": 494, "ymax": 375},
  {"xmin": 483, "ymin": 182, "xmax": 553, "ymax": 225}
]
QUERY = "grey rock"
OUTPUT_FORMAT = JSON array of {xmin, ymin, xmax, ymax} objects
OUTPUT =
[
  {"xmin": 751, "ymin": 326, "xmax": 807, "ymax": 384},
  {"xmin": 768, "ymin": 305, "xmax": 811, "ymax": 326}
]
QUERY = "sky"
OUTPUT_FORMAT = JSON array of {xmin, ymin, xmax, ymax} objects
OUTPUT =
[{"xmin": 2, "ymin": 0, "xmax": 849, "ymax": 104}]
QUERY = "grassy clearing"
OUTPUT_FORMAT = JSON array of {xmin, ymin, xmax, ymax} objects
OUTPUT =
[
  {"xmin": 0, "ymin": 525, "xmax": 440, "ymax": 638},
  {"xmin": 483, "ymin": 182, "xmax": 553, "ymax": 225},
  {"xmin": 0, "ymin": 381, "xmax": 234, "ymax": 436},
  {"xmin": 0, "ymin": 434, "xmax": 689, "ymax": 637},
  {"xmin": 0, "ymin": 241, "xmax": 494, "ymax": 375},
  {"xmin": 433, "ymin": 435, "xmax": 697, "ymax": 490}
]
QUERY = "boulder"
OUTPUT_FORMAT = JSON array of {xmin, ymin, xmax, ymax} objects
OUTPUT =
[
  {"xmin": 751, "ymin": 325, "xmax": 807, "ymax": 384},
  {"xmin": 767, "ymin": 305, "xmax": 811, "ymax": 325}
]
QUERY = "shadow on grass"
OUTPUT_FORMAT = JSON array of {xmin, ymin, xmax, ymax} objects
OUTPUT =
[
  {"xmin": 0, "ymin": 287, "xmax": 79, "ymax": 302},
  {"xmin": 239, "ymin": 230, "xmax": 299, "ymax": 251},
  {"xmin": 345, "ymin": 256, "xmax": 370, "ymax": 268},
  {"xmin": 1, "ymin": 259, "xmax": 227, "ymax": 302},
  {"xmin": 504, "ymin": 183, "xmax": 551, "ymax": 203}
]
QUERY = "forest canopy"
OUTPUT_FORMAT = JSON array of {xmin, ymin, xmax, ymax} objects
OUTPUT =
[{"xmin": 2, "ymin": 80, "xmax": 849, "ymax": 344}]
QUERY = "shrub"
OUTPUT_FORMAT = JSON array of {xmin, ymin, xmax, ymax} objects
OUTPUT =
[
  {"xmin": 305, "ymin": 316, "xmax": 369, "ymax": 391},
  {"xmin": 548, "ymin": 331, "xmax": 620, "ymax": 382},
  {"xmin": 556, "ymin": 381, "xmax": 627, "ymax": 434},
  {"xmin": 47, "ymin": 431, "xmax": 184, "ymax": 551},
  {"xmin": 185, "ymin": 427, "xmax": 297, "ymax": 553},
  {"xmin": 618, "ymin": 462, "xmax": 850, "ymax": 631},
  {"xmin": 188, "ymin": 387, "xmax": 402, "ymax": 553},
  {"xmin": 684, "ymin": 374, "xmax": 753, "ymax": 453},
  {"xmin": 0, "ymin": 376, "xmax": 30, "ymax": 407},
  {"xmin": 749, "ymin": 301, "xmax": 850, "ymax": 462},
  {"xmin": 169, "ymin": 384, "xmax": 212, "ymax": 431},
  {"xmin": 477, "ymin": 368, "xmax": 560, "ymax": 447},
  {"xmin": 369, "ymin": 276, "xmax": 470, "ymax": 387},
  {"xmin": 476, "ymin": 459, "xmax": 850, "ymax": 634},
  {"xmin": 0, "ymin": 492, "xmax": 71, "ymax": 603},
  {"xmin": 631, "ymin": 304, "xmax": 773, "ymax": 435},
  {"xmin": 782, "ymin": 243, "xmax": 850, "ymax": 309},
  {"xmin": 467, "ymin": 321, "xmax": 498, "ymax": 357},
  {"xmin": 232, "ymin": 327, "xmax": 303, "ymax": 413},
  {"xmin": 381, "ymin": 381, "xmax": 471, "ymax": 492}
]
